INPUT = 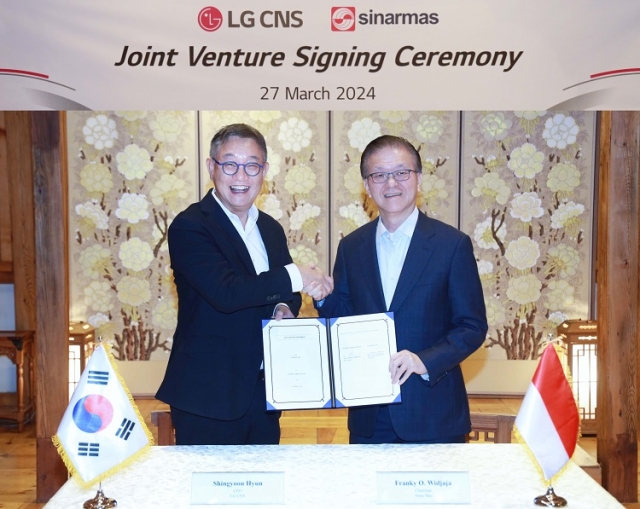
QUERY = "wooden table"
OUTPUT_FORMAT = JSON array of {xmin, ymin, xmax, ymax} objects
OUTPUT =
[{"xmin": 0, "ymin": 330, "xmax": 35, "ymax": 431}]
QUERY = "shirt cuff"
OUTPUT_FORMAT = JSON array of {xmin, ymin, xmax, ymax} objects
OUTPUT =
[
  {"xmin": 285, "ymin": 263, "xmax": 303, "ymax": 292},
  {"xmin": 272, "ymin": 303, "xmax": 290, "ymax": 317}
]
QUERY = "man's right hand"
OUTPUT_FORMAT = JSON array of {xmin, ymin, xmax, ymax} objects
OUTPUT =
[{"xmin": 297, "ymin": 263, "xmax": 334, "ymax": 301}]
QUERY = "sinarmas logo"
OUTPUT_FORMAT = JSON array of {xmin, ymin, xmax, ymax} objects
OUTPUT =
[
  {"xmin": 198, "ymin": 6, "xmax": 224, "ymax": 31},
  {"xmin": 331, "ymin": 7, "xmax": 356, "ymax": 32}
]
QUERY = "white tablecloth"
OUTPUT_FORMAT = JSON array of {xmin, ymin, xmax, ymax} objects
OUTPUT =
[{"xmin": 44, "ymin": 443, "xmax": 623, "ymax": 509}]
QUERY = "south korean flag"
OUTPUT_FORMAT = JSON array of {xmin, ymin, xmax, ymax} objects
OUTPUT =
[{"xmin": 53, "ymin": 344, "xmax": 153, "ymax": 486}]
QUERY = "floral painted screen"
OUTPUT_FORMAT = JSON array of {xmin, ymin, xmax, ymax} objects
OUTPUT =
[
  {"xmin": 67, "ymin": 112, "xmax": 199, "ymax": 360},
  {"xmin": 68, "ymin": 110, "xmax": 596, "ymax": 366},
  {"xmin": 461, "ymin": 111, "xmax": 596, "ymax": 360}
]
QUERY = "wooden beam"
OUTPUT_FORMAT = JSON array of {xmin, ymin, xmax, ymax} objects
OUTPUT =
[
  {"xmin": 30, "ymin": 111, "xmax": 69, "ymax": 502},
  {"xmin": 5, "ymin": 112, "xmax": 37, "ymax": 329},
  {"xmin": 597, "ymin": 111, "xmax": 640, "ymax": 502},
  {"xmin": 0, "ymin": 111, "xmax": 13, "ymax": 271}
]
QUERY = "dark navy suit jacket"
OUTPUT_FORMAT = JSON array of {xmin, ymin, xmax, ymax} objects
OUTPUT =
[
  {"xmin": 318, "ymin": 212, "xmax": 487, "ymax": 441},
  {"xmin": 156, "ymin": 190, "xmax": 301, "ymax": 421}
]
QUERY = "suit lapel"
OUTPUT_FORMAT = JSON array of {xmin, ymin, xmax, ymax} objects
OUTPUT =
[
  {"xmin": 200, "ymin": 190, "xmax": 256, "ymax": 274},
  {"xmin": 388, "ymin": 213, "xmax": 437, "ymax": 311},
  {"xmin": 359, "ymin": 219, "xmax": 387, "ymax": 311}
]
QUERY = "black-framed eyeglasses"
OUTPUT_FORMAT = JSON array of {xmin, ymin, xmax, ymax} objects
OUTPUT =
[
  {"xmin": 212, "ymin": 158, "xmax": 264, "ymax": 177},
  {"xmin": 366, "ymin": 169, "xmax": 418, "ymax": 184}
]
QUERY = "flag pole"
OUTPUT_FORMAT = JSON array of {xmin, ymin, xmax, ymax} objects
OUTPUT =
[
  {"xmin": 534, "ymin": 486, "xmax": 567, "ymax": 507},
  {"xmin": 83, "ymin": 482, "xmax": 117, "ymax": 509}
]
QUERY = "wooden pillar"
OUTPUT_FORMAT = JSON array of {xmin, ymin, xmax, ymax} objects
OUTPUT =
[
  {"xmin": 31, "ymin": 112, "xmax": 69, "ymax": 502},
  {"xmin": 597, "ymin": 111, "xmax": 640, "ymax": 502},
  {"xmin": 5, "ymin": 112, "xmax": 37, "ymax": 328}
]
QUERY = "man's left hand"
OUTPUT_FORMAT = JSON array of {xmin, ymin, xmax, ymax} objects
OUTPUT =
[
  {"xmin": 273, "ymin": 304, "xmax": 295, "ymax": 321},
  {"xmin": 390, "ymin": 350, "xmax": 427, "ymax": 385}
]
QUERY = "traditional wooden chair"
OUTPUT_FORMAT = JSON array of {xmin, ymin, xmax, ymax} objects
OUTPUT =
[
  {"xmin": 467, "ymin": 413, "xmax": 516, "ymax": 443},
  {"xmin": 151, "ymin": 409, "xmax": 175, "ymax": 446}
]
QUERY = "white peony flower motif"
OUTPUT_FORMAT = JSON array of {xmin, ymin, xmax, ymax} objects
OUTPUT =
[
  {"xmin": 150, "ymin": 173, "xmax": 189, "ymax": 207},
  {"xmin": 471, "ymin": 172, "xmax": 510, "ymax": 207},
  {"xmin": 116, "ymin": 275, "xmax": 151, "ymax": 306},
  {"xmin": 289, "ymin": 202, "xmax": 321, "ymax": 230},
  {"xmin": 84, "ymin": 281, "xmax": 113, "ymax": 312},
  {"xmin": 348, "ymin": 118, "xmax": 382, "ymax": 152},
  {"xmin": 550, "ymin": 201, "xmax": 585, "ymax": 238},
  {"xmin": 480, "ymin": 112, "xmax": 512, "ymax": 141},
  {"xmin": 284, "ymin": 164, "xmax": 316, "ymax": 195},
  {"xmin": 507, "ymin": 143, "xmax": 544, "ymax": 179},
  {"xmin": 379, "ymin": 111, "xmax": 410, "ymax": 124},
  {"xmin": 546, "ymin": 243, "xmax": 580, "ymax": 278},
  {"xmin": 149, "ymin": 111, "xmax": 183, "ymax": 143},
  {"xmin": 249, "ymin": 111, "xmax": 282, "ymax": 124},
  {"xmin": 485, "ymin": 296, "xmax": 506, "ymax": 327},
  {"xmin": 119, "ymin": 237, "xmax": 154, "ymax": 272},
  {"xmin": 290, "ymin": 245, "xmax": 319, "ymax": 266},
  {"xmin": 509, "ymin": 192, "xmax": 544, "ymax": 222},
  {"xmin": 547, "ymin": 311, "xmax": 569, "ymax": 328},
  {"xmin": 115, "ymin": 193, "xmax": 150, "ymax": 224},
  {"xmin": 505, "ymin": 236, "xmax": 541, "ymax": 271},
  {"xmin": 116, "ymin": 144, "xmax": 153, "ymax": 180},
  {"xmin": 88, "ymin": 312, "xmax": 111, "ymax": 328},
  {"xmin": 255, "ymin": 194, "xmax": 283, "ymax": 220},
  {"xmin": 514, "ymin": 111, "xmax": 547, "ymax": 120},
  {"xmin": 413, "ymin": 114, "xmax": 445, "ymax": 144},
  {"xmin": 344, "ymin": 165, "xmax": 365, "ymax": 196},
  {"xmin": 208, "ymin": 112, "xmax": 244, "ymax": 133},
  {"xmin": 545, "ymin": 280, "xmax": 575, "ymax": 311},
  {"xmin": 264, "ymin": 147, "xmax": 281, "ymax": 182},
  {"xmin": 473, "ymin": 217, "xmax": 507, "ymax": 250},
  {"xmin": 340, "ymin": 202, "xmax": 370, "ymax": 233},
  {"xmin": 506, "ymin": 274, "xmax": 542, "ymax": 305},
  {"xmin": 115, "ymin": 111, "xmax": 148, "ymax": 122},
  {"xmin": 420, "ymin": 174, "xmax": 448, "ymax": 203},
  {"xmin": 82, "ymin": 115, "xmax": 118, "ymax": 150},
  {"xmin": 80, "ymin": 163, "xmax": 113, "ymax": 194},
  {"xmin": 152, "ymin": 296, "xmax": 178, "ymax": 330},
  {"xmin": 542, "ymin": 114, "xmax": 579, "ymax": 150},
  {"xmin": 547, "ymin": 162, "xmax": 581, "ymax": 196},
  {"xmin": 477, "ymin": 260, "xmax": 494, "ymax": 275},
  {"xmin": 76, "ymin": 201, "xmax": 109, "ymax": 229},
  {"xmin": 78, "ymin": 244, "xmax": 111, "ymax": 279},
  {"xmin": 278, "ymin": 117, "xmax": 312, "ymax": 152}
]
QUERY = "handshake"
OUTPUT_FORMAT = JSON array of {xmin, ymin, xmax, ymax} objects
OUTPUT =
[{"xmin": 297, "ymin": 263, "xmax": 334, "ymax": 301}]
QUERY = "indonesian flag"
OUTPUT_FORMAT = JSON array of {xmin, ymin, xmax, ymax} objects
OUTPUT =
[
  {"xmin": 515, "ymin": 343, "xmax": 580, "ymax": 480},
  {"xmin": 52, "ymin": 344, "xmax": 153, "ymax": 486}
]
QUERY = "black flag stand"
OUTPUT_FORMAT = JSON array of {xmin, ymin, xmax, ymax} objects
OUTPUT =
[{"xmin": 534, "ymin": 486, "xmax": 567, "ymax": 507}]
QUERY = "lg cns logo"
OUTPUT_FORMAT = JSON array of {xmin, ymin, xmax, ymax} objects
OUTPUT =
[
  {"xmin": 198, "ymin": 6, "xmax": 303, "ymax": 31},
  {"xmin": 331, "ymin": 7, "xmax": 356, "ymax": 32},
  {"xmin": 198, "ymin": 7, "xmax": 223, "ymax": 32}
]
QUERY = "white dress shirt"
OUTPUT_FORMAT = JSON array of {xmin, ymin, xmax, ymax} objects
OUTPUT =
[
  {"xmin": 376, "ymin": 207, "xmax": 419, "ymax": 310},
  {"xmin": 212, "ymin": 191, "xmax": 303, "ymax": 293}
]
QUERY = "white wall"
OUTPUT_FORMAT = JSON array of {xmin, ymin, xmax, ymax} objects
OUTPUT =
[{"xmin": 0, "ymin": 284, "xmax": 17, "ymax": 392}]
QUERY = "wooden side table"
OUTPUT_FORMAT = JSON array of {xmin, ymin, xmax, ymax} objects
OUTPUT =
[{"xmin": 0, "ymin": 331, "xmax": 35, "ymax": 431}]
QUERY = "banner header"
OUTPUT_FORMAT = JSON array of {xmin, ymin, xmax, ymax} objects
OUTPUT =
[{"xmin": 1, "ymin": 0, "xmax": 639, "ymax": 110}]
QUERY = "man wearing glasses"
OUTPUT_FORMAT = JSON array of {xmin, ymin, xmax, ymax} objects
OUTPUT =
[
  {"xmin": 317, "ymin": 135, "xmax": 487, "ymax": 444},
  {"xmin": 157, "ymin": 123, "xmax": 332, "ymax": 445}
]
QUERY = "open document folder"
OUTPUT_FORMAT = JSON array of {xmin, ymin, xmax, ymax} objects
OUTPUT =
[{"xmin": 262, "ymin": 313, "xmax": 401, "ymax": 411}]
